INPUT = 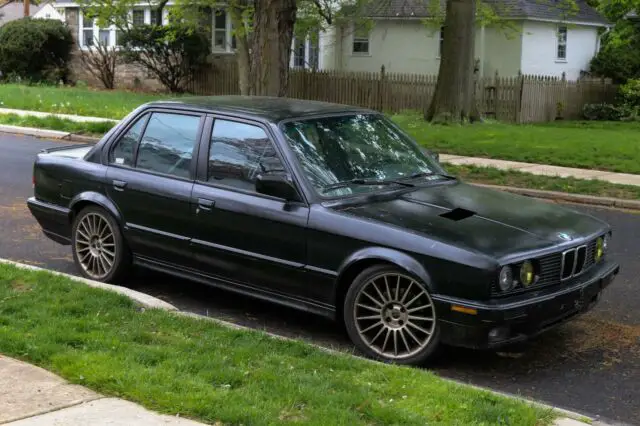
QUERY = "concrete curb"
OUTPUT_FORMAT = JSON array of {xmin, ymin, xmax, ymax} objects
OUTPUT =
[
  {"xmin": 474, "ymin": 183, "xmax": 640, "ymax": 212},
  {"xmin": 0, "ymin": 258, "xmax": 177, "ymax": 311},
  {"xmin": 0, "ymin": 259, "xmax": 606, "ymax": 425}
]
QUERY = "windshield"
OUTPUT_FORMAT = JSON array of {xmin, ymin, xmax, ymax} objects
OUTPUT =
[{"xmin": 280, "ymin": 113, "xmax": 446, "ymax": 197}]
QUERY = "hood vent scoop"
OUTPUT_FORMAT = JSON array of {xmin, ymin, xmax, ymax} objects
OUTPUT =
[{"xmin": 440, "ymin": 207, "xmax": 476, "ymax": 221}]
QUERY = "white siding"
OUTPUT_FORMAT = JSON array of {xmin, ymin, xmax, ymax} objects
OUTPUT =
[{"xmin": 520, "ymin": 21, "xmax": 600, "ymax": 80}]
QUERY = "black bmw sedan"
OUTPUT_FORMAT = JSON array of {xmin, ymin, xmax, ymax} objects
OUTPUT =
[{"xmin": 27, "ymin": 96, "xmax": 619, "ymax": 365}]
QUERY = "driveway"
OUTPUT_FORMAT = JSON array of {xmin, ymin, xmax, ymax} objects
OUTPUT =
[{"xmin": 1, "ymin": 133, "xmax": 637, "ymax": 425}]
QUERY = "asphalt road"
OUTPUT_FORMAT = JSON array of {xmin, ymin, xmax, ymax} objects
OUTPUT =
[{"xmin": 1, "ymin": 133, "xmax": 638, "ymax": 425}]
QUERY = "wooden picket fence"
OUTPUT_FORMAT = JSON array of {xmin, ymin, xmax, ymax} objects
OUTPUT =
[{"xmin": 188, "ymin": 64, "xmax": 618, "ymax": 123}]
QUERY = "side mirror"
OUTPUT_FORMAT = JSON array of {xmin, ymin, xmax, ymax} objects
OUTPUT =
[{"xmin": 255, "ymin": 172, "xmax": 300, "ymax": 201}]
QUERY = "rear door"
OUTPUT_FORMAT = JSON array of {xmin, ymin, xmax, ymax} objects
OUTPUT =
[{"xmin": 104, "ymin": 109, "xmax": 205, "ymax": 266}]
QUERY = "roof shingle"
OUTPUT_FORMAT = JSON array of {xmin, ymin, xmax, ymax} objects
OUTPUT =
[{"xmin": 362, "ymin": 0, "xmax": 607, "ymax": 25}]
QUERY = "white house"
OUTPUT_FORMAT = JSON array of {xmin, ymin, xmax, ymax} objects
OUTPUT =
[
  {"xmin": 51, "ymin": 0, "xmax": 609, "ymax": 80},
  {"xmin": 320, "ymin": 0, "xmax": 611, "ymax": 80},
  {"xmin": 33, "ymin": 2, "xmax": 64, "ymax": 20},
  {"xmin": 0, "ymin": 0, "xmax": 63, "ymax": 26}
]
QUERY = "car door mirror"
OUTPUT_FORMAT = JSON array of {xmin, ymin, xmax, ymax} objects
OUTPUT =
[{"xmin": 256, "ymin": 172, "xmax": 300, "ymax": 201}]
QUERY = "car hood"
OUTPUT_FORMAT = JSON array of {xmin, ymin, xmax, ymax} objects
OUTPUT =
[{"xmin": 333, "ymin": 181, "xmax": 608, "ymax": 259}]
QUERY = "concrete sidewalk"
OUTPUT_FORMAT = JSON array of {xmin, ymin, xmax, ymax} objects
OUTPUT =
[
  {"xmin": 440, "ymin": 154, "xmax": 640, "ymax": 187},
  {"xmin": 1, "ymin": 106, "xmax": 639, "ymax": 189},
  {"xmin": 0, "ymin": 355, "xmax": 205, "ymax": 425}
]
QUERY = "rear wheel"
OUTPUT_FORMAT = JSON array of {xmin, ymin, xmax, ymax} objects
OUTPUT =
[
  {"xmin": 71, "ymin": 205, "xmax": 131, "ymax": 283},
  {"xmin": 343, "ymin": 264, "xmax": 441, "ymax": 365}
]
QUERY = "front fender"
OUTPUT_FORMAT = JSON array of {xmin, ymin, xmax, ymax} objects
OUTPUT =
[
  {"xmin": 69, "ymin": 191, "xmax": 122, "ymax": 223},
  {"xmin": 337, "ymin": 246, "xmax": 436, "ymax": 293}
]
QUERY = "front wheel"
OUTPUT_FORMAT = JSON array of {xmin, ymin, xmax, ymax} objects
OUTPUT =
[
  {"xmin": 71, "ymin": 205, "xmax": 131, "ymax": 283},
  {"xmin": 343, "ymin": 265, "xmax": 441, "ymax": 365}
]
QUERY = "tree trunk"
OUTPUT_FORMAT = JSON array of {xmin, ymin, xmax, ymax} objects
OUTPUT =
[
  {"xmin": 250, "ymin": 0, "xmax": 296, "ymax": 96},
  {"xmin": 229, "ymin": 2, "xmax": 251, "ymax": 95},
  {"xmin": 426, "ymin": 0, "xmax": 479, "ymax": 123}
]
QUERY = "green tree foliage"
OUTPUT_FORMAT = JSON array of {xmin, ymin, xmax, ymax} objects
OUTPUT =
[
  {"xmin": 588, "ymin": 0, "xmax": 640, "ymax": 82},
  {"xmin": 0, "ymin": 18, "xmax": 74, "ymax": 83},
  {"xmin": 119, "ymin": 23, "xmax": 210, "ymax": 92}
]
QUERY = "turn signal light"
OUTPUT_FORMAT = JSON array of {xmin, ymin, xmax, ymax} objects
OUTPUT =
[{"xmin": 451, "ymin": 305, "xmax": 477, "ymax": 315}]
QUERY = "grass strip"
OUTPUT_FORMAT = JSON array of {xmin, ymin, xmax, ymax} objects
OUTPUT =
[
  {"xmin": 0, "ymin": 113, "xmax": 115, "ymax": 136},
  {"xmin": 447, "ymin": 164, "xmax": 640, "ymax": 200},
  {"xmin": 0, "ymin": 84, "xmax": 165, "ymax": 119},
  {"xmin": 0, "ymin": 263, "xmax": 554, "ymax": 425},
  {"xmin": 393, "ymin": 112, "xmax": 640, "ymax": 175}
]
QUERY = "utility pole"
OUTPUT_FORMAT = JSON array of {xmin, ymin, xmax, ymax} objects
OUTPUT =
[{"xmin": 23, "ymin": 0, "xmax": 30, "ymax": 17}]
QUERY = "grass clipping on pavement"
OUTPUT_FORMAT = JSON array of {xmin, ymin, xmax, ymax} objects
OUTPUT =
[{"xmin": 0, "ymin": 263, "xmax": 554, "ymax": 425}]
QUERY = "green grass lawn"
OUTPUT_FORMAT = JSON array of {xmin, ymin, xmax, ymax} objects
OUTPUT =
[
  {"xmin": 0, "ymin": 84, "xmax": 165, "ymax": 119},
  {"xmin": 0, "ymin": 113, "xmax": 115, "ymax": 136},
  {"xmin": 0, "ymin": 263, "xmax": 554, "ymax": 425},
  {"xmin": 1, "ymin": 83, "xmax": 639, "ymax": 175},
  {"xmin": 448, "ymin": 164, "xmax": 640, "ymax": 201},
  {"xmin": 393, "ymin": 113, "xmax": 640, "ymax": 175}
]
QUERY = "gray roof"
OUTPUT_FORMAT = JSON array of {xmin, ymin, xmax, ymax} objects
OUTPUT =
[
  {"xmin": 363, "ymin": 0, "xmax": 608, "ymax": 25},
  {"xmin": 0, "ymin": 1, "xmax": 46, "ymax": 25}
]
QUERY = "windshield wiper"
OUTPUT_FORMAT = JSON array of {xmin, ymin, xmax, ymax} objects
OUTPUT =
[
  {"xmin": 322, "ymin": 178, "xmax": 415, "ymax": 192},
  {"xmin": 403, "ymin": 171, "xmax": 457, "ymax": 181}
]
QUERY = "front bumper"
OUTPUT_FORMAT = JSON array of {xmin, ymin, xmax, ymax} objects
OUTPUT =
[{"xmin": 434, "ymin": 260, "xmax": 620, "ymax": 349}]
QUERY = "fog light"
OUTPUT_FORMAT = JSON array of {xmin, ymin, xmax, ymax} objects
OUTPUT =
[
  {"xmin": 488, "ymin": 326, "xmax": 510, "ymax": 343},
  {"xmin": 595, "ymin": 237, "xmax": 604, "ymax": 262}
]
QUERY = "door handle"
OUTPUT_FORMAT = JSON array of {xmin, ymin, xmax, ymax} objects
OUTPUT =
[
  {"xmin": 197, "ymin": 198, "xmax": 215, "ymax": 211},
  {"xmin": 112, "ymin": 180, "xmax": 127, "ymax": 191}
]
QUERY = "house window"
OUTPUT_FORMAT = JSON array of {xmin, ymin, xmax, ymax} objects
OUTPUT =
[
  {"xmin": 557, "ymin": 26, "xmax": 567, "ymax": 60},
  {"xmin": 213, "ymin": 9, "xmax": 228, "ymax": 50},
  {"xmin": 290, "ymin": 34, "xmax": 320, "ymax": 70},
  {"xmin": 352, "ymin": 26, "xmax": 369, "ymax": 54},
  {"xmin": 82, "ymin": 15, "xmax": 95, "ymax": 46},
  {"xmin": 132, "ymin": 9, "xmax": 145, "ymax": 26},
  {"xmin": 293, "ymin": 38, "xmax": 306, "ymax": 68},
  {"xmin": 150, "ymin": 8, "xmax": 162, "ymax": 25},
  {"xmin": 308, "ymin": 37, "xmax": 319, "ymax": 70}
]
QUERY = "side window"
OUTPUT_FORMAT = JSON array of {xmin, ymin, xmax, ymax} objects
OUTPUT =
[
  {"xmin": 208, "ymin": 119, "xmax": 284, "ymax": 192},
  {"xmin": 108, "ymin": 114, "xmax": 147, "ymax": 166},
  {"xmin": 135, "ymin": 112, "xmax": 201, "ymax": 178}
]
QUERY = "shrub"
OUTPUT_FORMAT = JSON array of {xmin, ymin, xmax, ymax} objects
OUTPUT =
[
  {"xmin": 119, "ymin": 23, "xmax": 209, "ymax": 93},
  {"xmin": 582, "ymin": 103, "xmax": 624, "ymax": 121},
  {"xmin": 619, "ymin": 79, "xmax": 640, "ymax": 108},
  {"xmin": 0, "ymin": 18, "xmax": 74, "ymax": 83},
  {"xmin": 589, "ymin": 22, "xmax": 640, "ymax": 84}
]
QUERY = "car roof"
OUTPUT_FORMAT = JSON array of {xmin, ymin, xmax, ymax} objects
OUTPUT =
[{"xmin": 145, "ymin": 95, "xmax": 376, "ymax": 123}]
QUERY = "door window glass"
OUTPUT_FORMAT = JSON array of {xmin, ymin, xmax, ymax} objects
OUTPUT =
[
  {"xmin": 208, "ymin": 119, "xmax": 284, "ymax": 192},
  {"xmin": 135, "ymin": 112, "xmax": 200, "ymax": 178},
  {"xmin": 108, "ymin": 114, "xmax": 147, "ymax": 166}
]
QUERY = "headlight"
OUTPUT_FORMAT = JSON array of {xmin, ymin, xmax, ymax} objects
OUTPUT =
[
  {"xmin": 595, "ymin": 237, "xmax": 604, "ymax": 262},
  {"xmin": 519, "ymin": 260, "xmax": 535, "ymax": 287},
  {"xmin": 498, "ymin": 266, "xmax": 513, "ymax": 291}
]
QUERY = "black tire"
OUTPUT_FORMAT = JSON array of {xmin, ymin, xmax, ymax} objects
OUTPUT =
[
  {"xmin": 343, "ymin": 264, "xmax": 441, "ymax": 366},
  {"xmin": 71, "ymin": 205, "xmax": 131, "ymax": 284}
]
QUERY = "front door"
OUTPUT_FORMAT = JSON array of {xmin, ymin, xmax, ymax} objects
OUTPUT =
[
  {"xmin": 104, "ymin": 110, "xmax": 204, "ymax": 265},
  {"xmin": 189, "ymin": 116, "xmax": 311, "ymax": 300}
]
